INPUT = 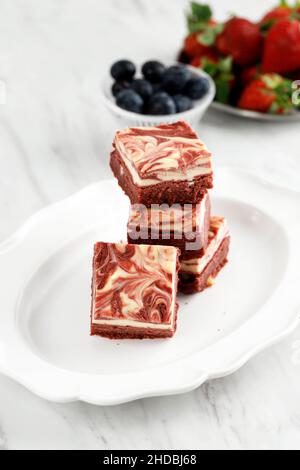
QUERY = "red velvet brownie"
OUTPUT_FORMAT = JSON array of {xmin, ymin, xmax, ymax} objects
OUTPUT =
[
  {"xmin": 110, "ymin": 121, "xmax": 213, "ymax": 206},
  {"xmin": 91, "ymin": 242, "xmax": 180, "ymax": 339},
  {"xmin": 179, "ymin": 216, "xmax": 230, "ymax": 294},
  {"xmin": 127, "ymin": 192, "xmax": 211, "ymax": 259}
]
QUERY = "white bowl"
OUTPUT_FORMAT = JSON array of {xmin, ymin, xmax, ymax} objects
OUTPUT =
[{"xmin": 100, "ymin": 64, "xmax": 216, "ymax": 128}]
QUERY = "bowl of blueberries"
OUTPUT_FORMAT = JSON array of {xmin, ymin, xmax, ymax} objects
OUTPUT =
[{"xmin": 101, "ymin": 59, "xmax": 215, "ymax": 127}]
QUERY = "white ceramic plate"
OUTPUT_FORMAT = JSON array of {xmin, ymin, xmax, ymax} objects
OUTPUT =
[
  {"xmin": 211, "ymin": 101, "xmax": 300, "ymax": 122},
  {"xmin": 0, "ymin": 169, "xmax": 299, "ymax": 405}
]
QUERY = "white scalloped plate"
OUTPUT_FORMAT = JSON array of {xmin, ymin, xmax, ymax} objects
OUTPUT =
[{"xmin": 0, "ymin": 168, "xmax": 299, "ymax": 405}]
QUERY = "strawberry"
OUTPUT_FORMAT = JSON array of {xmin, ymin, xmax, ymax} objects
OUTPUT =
[
  {"xmin": 262, "ymin": 19, "xmax": 300, "ymax": 73},
  {"xmin": 260, "ymin": 6, "xmax": 292, "ymax": 27},
  {"xmin": 201, "ymin": 56, "xmax": 235, "ymax": 103},
  {"xmin": 260, "ymin": 1, "xmax": 300, "ymax": 28},
  {"xmin": 190, "ymin": 52, "xmax": 219, "ymax": 68},
  {"xmin": 240, "ymin": 65, "xmax": 261, "ymax": 87},
  {"xmin": 216, "ymin": 17, "xmax": 262, "ymax": 67},
  {"xmin": 238, "ymin": 74, "xmax": 293, "ymax": 113},
  {"xmin": 183, "ymin": 33, "xmax": 214, "ymax": 57},
  {"xmin": 288, "ymin": 68, "xmax": 300, "ymax": 79},
  {"xmin": 185, "ymin": 2, "xmax": 223, "ymax": 55},
  {"xmin": 215, "ymin": 33, "xmax": 228, "ymax": 57},
  {"xmin": 238, "ymin": 80, "xmax": 275, "ymax": 112}
]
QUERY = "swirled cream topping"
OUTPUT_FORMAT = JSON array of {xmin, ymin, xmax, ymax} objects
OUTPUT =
[
  {"xmin": 114, "ymin": 121, "xmax": 212, "ymax": 187},
  {"xmin": 92, "ymin": 243, "xmax": 178, "ymax": 329},
  {"xmin": 180, "ymin": 216, "xmax": 229, "ymax": 274}
]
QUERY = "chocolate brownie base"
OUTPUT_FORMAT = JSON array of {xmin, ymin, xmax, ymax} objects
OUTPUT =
[
  {"xmin": 110, "ymin": 150, "xmax": 213, "ymax": 206},
  {"xmin": 179, "ymin": 237, "xmax": 230, "ymax": 294},
  {"xmin": 90, "ymin": 303, "xmax": 179, "ymax": 340},
  {"xmin": 127, "ymin": 235, "xmax": 207, "ymax": 259},
  {"xmin": 90, "ymin": 243, "xmax": 180, "ymax": 340}
]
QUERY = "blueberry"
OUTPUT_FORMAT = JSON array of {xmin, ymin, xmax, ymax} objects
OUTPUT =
[
  {"xmin": 162, "ymin": 65, "xmax": 193, "ymax": 94},
  {"xmin": 116, "ymin": 89, "xmax": 144, "ymax": 113},
  {"xmin": 142, "ymin": 61, "xmax": 166, "ymax": 83},
  {"xmin": 147, "ymin": 92, "xmax": 176, "ymax": 115},
  {"xmin": 152, "ymin": 83, "xmax": 163, "ymax": 94},
  {"xmin": 130, "ymin": 79, "xmax": 153, "ymax": 101},
  {"xmin": 173, "ymin": 94, "xmax": 193, "ymax": 113},
  {"xmin": 184, "ymin": 76, "xmax": 210, "ymax": 100},
  {"xmin": 110, "ymin": 60, "xmax": 136, "ymax": 81},
  {"xmin": 111, "ymin": 80, "xmax": 130, "ymax": 97}
]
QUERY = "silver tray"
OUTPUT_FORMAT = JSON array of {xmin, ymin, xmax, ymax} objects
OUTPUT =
[{"xmin": 211, "ymin": 101, "xmax": 300, "ymax": 122}]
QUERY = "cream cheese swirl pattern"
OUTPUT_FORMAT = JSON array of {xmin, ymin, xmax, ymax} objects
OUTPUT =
[
  {"xmin": 92, "ymin": 243, "xmax": 178, "ymax": 325},
  {"xmin": 128, "ymin": 193, "xmax": 209, "ymax": 238},
  {"xmin": 180, "ymin": 216, "xmax": 229, "ymax": 274},
  {"xmin": 114, "ymin": 121, "xmax": 212, "ymax": 186}
]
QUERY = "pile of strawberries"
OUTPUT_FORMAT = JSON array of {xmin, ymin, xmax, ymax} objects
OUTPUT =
[{"xmin": 179, "ymin": 1, "xmax": 300, "ymax": 114}]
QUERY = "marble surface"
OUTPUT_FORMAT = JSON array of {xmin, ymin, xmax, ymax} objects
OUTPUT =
[{"xmin": 0, "ymin": 0, "xmax": 300, "ymax": 450}]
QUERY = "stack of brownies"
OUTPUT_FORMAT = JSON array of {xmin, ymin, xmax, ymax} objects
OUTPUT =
[{"xmin": 91, "ymin": 121, "xmax": 230, "ymax": 340}]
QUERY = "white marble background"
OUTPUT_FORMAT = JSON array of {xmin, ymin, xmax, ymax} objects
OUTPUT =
[{"xmin": 0, "ymin": 0, "xmax": 300, "ymax": 450}]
